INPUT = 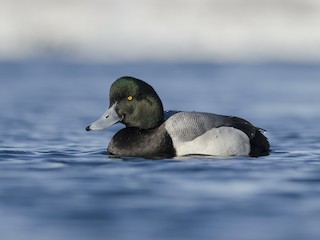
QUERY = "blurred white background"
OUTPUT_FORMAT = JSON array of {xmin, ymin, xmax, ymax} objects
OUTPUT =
[{"xmin": 1, "ymin": 0, "xmax": 320, "ymax": 62}]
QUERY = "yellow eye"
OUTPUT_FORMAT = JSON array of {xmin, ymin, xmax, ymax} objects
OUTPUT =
[{"xmin": 127, "ymin": 96, "xmax": 133, "ymax": 101}]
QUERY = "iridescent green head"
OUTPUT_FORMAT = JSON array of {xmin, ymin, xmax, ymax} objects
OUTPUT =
[
  {"xmin": 110, "ymin": 76, "xmax": 164, "ymax": 129},
  {"xmin": 86, "ymin": 76, "xmax": 164, "ymax": 131}
]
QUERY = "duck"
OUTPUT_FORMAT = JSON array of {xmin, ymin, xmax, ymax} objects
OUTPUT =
[{"xmin": 86, "ymin": 76, "xmax": 270, "ymax": 158}]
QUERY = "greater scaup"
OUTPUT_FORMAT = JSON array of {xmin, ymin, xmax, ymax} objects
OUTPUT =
[{"xmin": 86, "ymin": 76, "xmax": 270, "ymax": 157}]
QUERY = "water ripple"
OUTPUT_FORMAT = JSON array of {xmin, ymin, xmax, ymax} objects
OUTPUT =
[{"xmin": 1, "ymin": 62, "xmax": 320, "ymax": 240}]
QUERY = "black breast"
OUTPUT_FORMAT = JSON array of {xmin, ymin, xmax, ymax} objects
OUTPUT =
[{"xmin": 107, "ymin": 125, "xmax": 176, "ymax": 158}]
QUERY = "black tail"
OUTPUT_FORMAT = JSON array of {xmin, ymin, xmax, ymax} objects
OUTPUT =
[
  {"xmin": 249, "ymin": 129, "xmax": 270, "ymax": 157},
  {"xmin": 224, "ymin": 116, "xmax": 270, "ymax": 157}
]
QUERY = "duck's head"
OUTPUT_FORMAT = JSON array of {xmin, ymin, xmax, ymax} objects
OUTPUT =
[{"xmin": 86, "ymin": 76, "xmax": 164, "ymax": 131}]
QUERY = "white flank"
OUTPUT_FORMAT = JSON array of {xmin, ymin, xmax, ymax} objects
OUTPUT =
[{"xmin": 167, "ymin": 126, "xmax": 251, "ymax": 157}]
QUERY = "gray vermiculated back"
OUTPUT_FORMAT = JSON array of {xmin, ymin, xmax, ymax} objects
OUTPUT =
[{"xmin": 165, "ymin": 112, "xmax": 257, "ymax": 142}]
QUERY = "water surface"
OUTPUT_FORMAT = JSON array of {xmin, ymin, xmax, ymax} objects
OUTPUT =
[{"xmin": 1, "ymin": 61, "xmax": 320, "ymax": 240}]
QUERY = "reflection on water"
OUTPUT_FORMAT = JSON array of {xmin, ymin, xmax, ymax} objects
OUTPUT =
[{"xmin": 1, "ymin": 61, "xmax": 320, "ymax": 240}]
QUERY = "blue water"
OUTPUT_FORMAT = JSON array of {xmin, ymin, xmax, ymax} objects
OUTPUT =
[{"xmin": 1, "ymin": 61, "xmax": 320, "ymax": 240}]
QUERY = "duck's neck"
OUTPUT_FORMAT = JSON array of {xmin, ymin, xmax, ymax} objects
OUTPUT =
[{"xmin": 138, "ymin": 96, "xmax": 164, "ymax": 129}]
